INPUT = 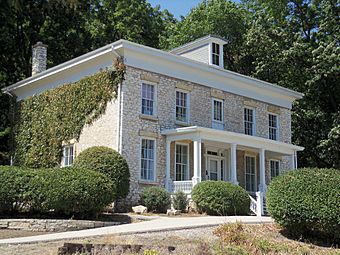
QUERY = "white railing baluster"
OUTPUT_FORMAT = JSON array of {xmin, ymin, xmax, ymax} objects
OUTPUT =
[{"xmin": 173, "ymin": 181, "xmax": 193, "ymax": 194}]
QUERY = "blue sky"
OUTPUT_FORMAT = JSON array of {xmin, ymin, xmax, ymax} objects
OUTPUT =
[{"xmin": 147, "ymin": 0, "xmax": 240, "ymax": 19}]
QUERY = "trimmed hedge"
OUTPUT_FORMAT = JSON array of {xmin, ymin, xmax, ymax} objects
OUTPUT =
[
  {"xmin": 0, "ymin": 166, "xmax": 115, "ymax": 217},
  {"xmin": 73, "ymin": 146, "xmax": 130, "ymax": 199},
  {"xmin": 172, "ymin": 191, "xmax": 188, "ymax": 211},
  {"xmin": 267, "ymin": 168, "xmax": 340, "ymax": 241},
  {"xmin": 192, "ymin": 181, "xmax": 250, "ymax": 216},
  {"xmin": 141, "ymin": 186, "xmax": 171, "ymax": 213}
]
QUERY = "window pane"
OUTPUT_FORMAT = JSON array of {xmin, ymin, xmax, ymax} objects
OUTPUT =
[
  {"xmin": 245, "ymin": 156, "xmax": 256, "ymax": 192},
  {"xmin": 175, "ymin": 144, "xmax": 189, "ymax": 181},
  {"xmin": 141, "ymin": 139, "xmax": 155, "ymax": 180},
  {"xmin": 142, "ymin": 83, "xmax": 155, "ymax": 115},
  {"xmin": 176, "ymin": 91, "xmax": 188, "ymax": 122},
  {"xmin": 244, "ymin": 108, "xmax": 254, "ymax": 135}
]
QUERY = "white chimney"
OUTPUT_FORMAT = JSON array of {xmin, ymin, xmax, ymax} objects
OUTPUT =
[{"xmin": 32, "ymin": 42, "xmax": 47, "ymax": 76}]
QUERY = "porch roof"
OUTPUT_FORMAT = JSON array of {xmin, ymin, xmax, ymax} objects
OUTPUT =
[{"xmin": 161, "ymin": 126, "xmax": 304, "ymax": 155}]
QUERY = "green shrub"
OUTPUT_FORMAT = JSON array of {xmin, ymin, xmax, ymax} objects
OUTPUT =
[
  {"xmin": 73, "ymin": 146, "xmax": 130, "ymax": 199},
  {"xmin": 141, "ymin": 186, "xmax": 171, "ymax": 213},
  {"xmin": 267, "ymin": 168, "xmax": 340, "ymax": 241},
  {"xmin": 0, "ymin": 166, "xmax": 115, "ymax": 217},
  {"xmin": 172, "ymin": 191, "xmax": 188, "ymax": 211},
  {"xmin": 192, "ymin": 181, "xmax": 250, "ymax": 216}
]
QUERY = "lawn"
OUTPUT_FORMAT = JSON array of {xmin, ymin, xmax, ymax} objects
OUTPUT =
[{"xmin": 0, "ymin": 223, "xmax": 339, "ymax": 255}]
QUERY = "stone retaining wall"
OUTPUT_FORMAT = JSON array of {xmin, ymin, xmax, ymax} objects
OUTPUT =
[{"xmin": 0, "ymin": 219, "xmax": 119, "ymax": 232}]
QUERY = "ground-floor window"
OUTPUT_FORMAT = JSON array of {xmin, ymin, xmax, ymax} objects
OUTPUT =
[
  {"xmin": 270, "ymin": 159, "xmax": 280, "ymax": 180},
  {"xmin": 245, "ymin": 155, "xmax": 256, "ymax": 192},
  {"xmin": 141, "ymin": 138, "xmax": 155, "ymax": 181},
  {"xmin": 175, "ymin": 143, "xmax": 189, "ymax": 181},
  {"xmin": 62, "ymin": 144, "xmax": 74, "ymax": 167}
]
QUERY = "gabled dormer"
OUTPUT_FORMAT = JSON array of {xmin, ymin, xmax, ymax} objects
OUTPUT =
[{"xmin": 170, "ymin": 35, "xmax": 228, "ymax": 68}]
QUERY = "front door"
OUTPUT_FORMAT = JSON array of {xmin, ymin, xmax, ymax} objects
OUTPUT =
[
  {"xmin": 208, "ymin": 158, "xmax": 218, "ymax": 180},
  {"xmin": 207, "ymin": 157, "xmax": 224, "ymax": 181}
]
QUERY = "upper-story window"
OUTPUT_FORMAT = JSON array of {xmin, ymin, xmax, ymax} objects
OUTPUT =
[
  {"xmin": 212, "ymin": 43, "xmax": 220, "ymax": 66},
  {"xmin": 176, "ymin": 90, "xmax": 189, "ymax": 123},
  {"xmin": 212, "ymin": 98, "xmax": 224, "ymax": 130},
  {"xmin": 62, "ymin": 144, "xmax": 74, "ymax": 167},
  {"xmin": 141, "ymin": 83, "xmax": 156, "ymax": 116},
  {"xmin": 268, "ymin": 113, "xmax": 278, "ymax": 140},
  {"xmin": 140, "ymin": 138, "xmax": 155, "ymax": 181},
  {"xmin": 244, "ymin": 107, "xmax": 255, "ymax": 136}
]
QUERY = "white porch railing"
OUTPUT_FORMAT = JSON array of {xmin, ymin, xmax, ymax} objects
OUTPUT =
[
  {"xmin": 249, "ymin": 191, "xmax": 264, "ymax": 216},
  {"xmin": 173, "ymin": 180, "xmax": 193, "ymax": 194}
]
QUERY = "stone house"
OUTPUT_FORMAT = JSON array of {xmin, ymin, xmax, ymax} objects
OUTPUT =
[{"xmin": 3, "ymin": 35, "xmax": 304, "ymax": 209}]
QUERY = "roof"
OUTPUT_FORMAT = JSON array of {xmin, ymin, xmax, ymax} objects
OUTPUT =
[
  {"xmin": 162, "ymin": 126, "xmax": 304, "ymax": 155},
  {"xmin": 170, "ymin": 35, "xmax": 228, "ymax": 54},
  {"xmin": 2, "ymin": 38, "xmax": 304, "ymax": 108}
]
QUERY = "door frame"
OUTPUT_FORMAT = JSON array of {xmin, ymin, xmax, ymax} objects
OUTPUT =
[{"xmin": 204, "ymin": 147, "xmax": 227, "ymax": 181}]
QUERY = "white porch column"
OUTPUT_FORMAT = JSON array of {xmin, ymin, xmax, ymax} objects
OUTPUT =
[
  {"xmin": 230, "ymin": 143, "xmax": 238, "ymax": 185},
  {"xmin": 165, "ymin": 140, "xmax": 172, "ymax": 192},
  {"xmin": 259, "ymin": 148, "xmax": 267, "ymax": 193},
  {"xmin": 192, "ymin": 138, "xmax": 202, "ymax": 186}
]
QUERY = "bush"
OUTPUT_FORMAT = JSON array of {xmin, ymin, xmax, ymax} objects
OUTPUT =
[
  {"xmin": 141, "ymin": 186, "xmax": 171, "ymax": 213},
  {"xmin": 192, "ymin": 181, "xmax": 250, "ymax": 216},
  {"xmin": 267, "ymin": 168, "xmax": 340, "ymax": 241},
  {"xmin": 73, "ymin": 146, "xmax": 130, "ymax": 199},
  {"xmin": 172, "ymin": 191, "xmax": 188, "ymax": 211},
  {"xmin": 0, "ymin": 166, "xmax": 115, "ymax": 217}
]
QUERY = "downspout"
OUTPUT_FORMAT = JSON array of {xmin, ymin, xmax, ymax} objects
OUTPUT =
[{"xmin": 111, "ymin": 45, "xmax": 123, "ymax": 154}]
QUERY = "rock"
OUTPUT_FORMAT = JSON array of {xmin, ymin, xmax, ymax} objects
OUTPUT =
[
  {"xmin": 132, "ymin": 205, "xmax": 147, "ymax": 214},
  {"xmin": 167, "ymin": 209, "xmax": 181, "ymax": 216}
]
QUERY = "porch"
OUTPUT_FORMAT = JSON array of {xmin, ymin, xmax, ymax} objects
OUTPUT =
[{"xmin": 161, "ymin": 126, "xmax": 303, "ymax": 215}]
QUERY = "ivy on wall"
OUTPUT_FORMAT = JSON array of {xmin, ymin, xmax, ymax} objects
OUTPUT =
[{"xmin": 14, "ymin": 58, "xmax": 126, "ymax": 168}]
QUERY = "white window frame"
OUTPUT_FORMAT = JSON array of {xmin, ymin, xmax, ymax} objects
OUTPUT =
[
  {"xmin": 211, "ymin": 42, "xmax": 220, "ymax": 66},
  {"xmin": 174, "ymin": 142, "xmax": 190, "ymax": 181},
  {"xmin": 270, "ymin": 159, "xmax": 280, "ymax": 180},
  {"xmin": 244, "ymin": 155, "xmax": 257, "ymax": 193},
  {"xmin": 268, "ymin": 113, "xmax": 279, "ymax": 141},
  {"xmin": 212, "ymin": 98, "xmax": 224, "ymax": 129},
  {"xmin": 175, "ymin": 89, "xmax": 190, "ymax": 123},
  {"xmin": 140, "ymin": 137, "xmax": 156, "ymax": 182},
  {"xmin": 141, "ymin": 81, "xmax": 157, "ymax": 116},
  {"xmin": 244, "ymin": 107, "xmax": 256, "ymax": 136},
  {"xmin": 62, "ymin": 144, "xmax": 74, "ymax": 167}
]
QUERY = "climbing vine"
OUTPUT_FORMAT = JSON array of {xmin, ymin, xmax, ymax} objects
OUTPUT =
[{"xmin": 14, "ymin": 58, "xmax": 126, "ymax": 168}]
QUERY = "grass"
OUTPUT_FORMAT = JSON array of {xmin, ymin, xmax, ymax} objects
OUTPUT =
[{"xmin": 0, "ymin": 223, "xmax": 339, "ymax": 255}]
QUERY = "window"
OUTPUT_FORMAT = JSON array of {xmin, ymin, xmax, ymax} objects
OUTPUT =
[
  {"xmin": 176, "ymin": 90, "xmax": 189, "ymax": 122},
  {"xmin": 212, "ymin": 43, "xmax": 220, "ymax": 66},
  {"xmin": 62, "ymin": 144, "xmax": 74, "ymax": 167},
  {"xmin": 141, "ymin": 138, "xmax": 155, "ymax": 181},
  {"xmin": 141, "ymin": 83, "xmax": 155, "ymax": 115},
  {"xmin": 245, "ymin": 156, "xmax": 256, "ymax": 192},
  {"xmin": 270, "ymin": 160, "xmax": 280, "ymax": 180},
  {"xmin": 175, "ymin": 144, "xmax": 189, "ymax": 181},
  {"xmin": 269, "ymin": 114, "xmax": 278, "ymax": 140},
  {"xmin": 212, "ymin": 98, "xmax": 224, "ymax": 129},
  {"xmin": 244, "ymin": 108, "xmax": 255, "ymax": 135}
]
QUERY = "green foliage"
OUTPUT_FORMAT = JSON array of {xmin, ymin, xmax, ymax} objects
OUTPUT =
[
  {"xmin": 73, "ymin": 146, "xmax": 130, "ymax": 199},
  {"xmin": 192, "ymin": 181, "xmax": 250, "ymax": 216},
  {"xmin": 172, "ymin": 191, "xmax": 188, "ymax": 211},
  {"xmin": 14, "ymin": 60, "xmax": 125, "ymax": 168},
  {"xmin": 267, "ymin": 168, "xmax": 340, "ymax": 241},
  {"xmin": 141, "ymin": 186, "xmax": 171, "ymax": 213},
  {"xmin": 0, "ymin": 166, "xmax": 115, "ymax": 217}
]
